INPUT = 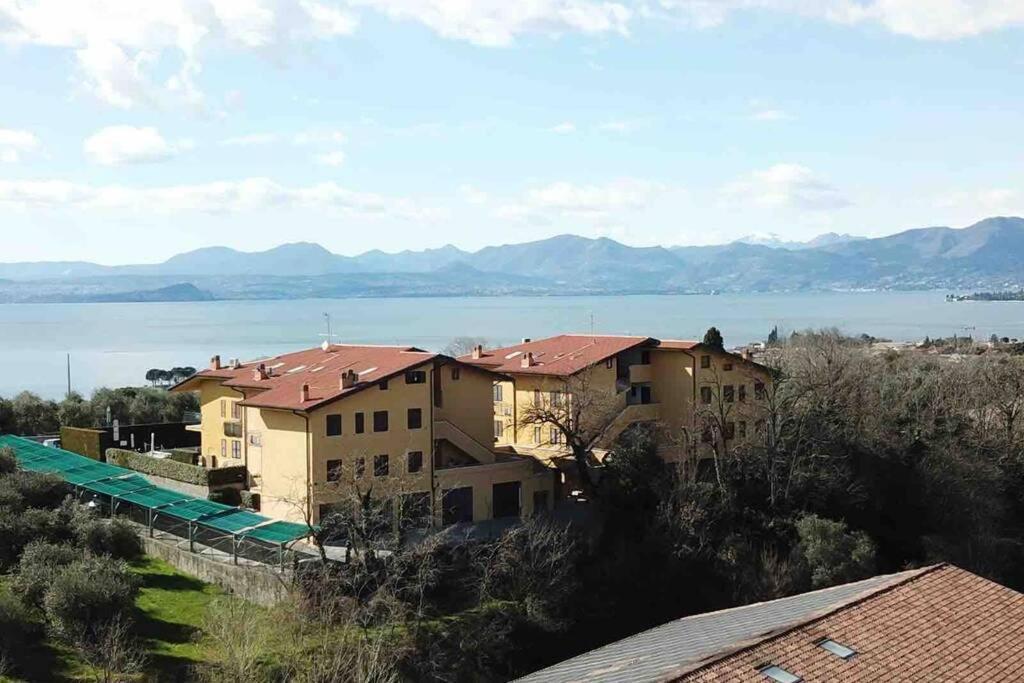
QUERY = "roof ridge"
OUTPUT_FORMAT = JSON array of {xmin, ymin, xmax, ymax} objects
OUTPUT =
[{"xmin": 665, "ymin": 564, "xmax": 946, "ymax": 680}]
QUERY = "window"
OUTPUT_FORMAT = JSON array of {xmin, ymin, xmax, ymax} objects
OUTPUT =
[
  {"xmin": 533, "ymin": 426, "xmax": 542, "ymax": 444},
  {"xmin": 405, "ymin": 370, "xmax": 426, "ymax": 384},
  {"xmin": 756, "ymin": 419, "xmax": 767, "ymax": 435},
  {"xmin": 700, "ymin": 355, "xmax": 711, "ymax": 369},
  {"xmin": 724, "ymin": 421, "xmax": 735, "ymax": 440},
  {"xmin": 494, "ymin": 421, "xmax": 504, "ymax": 438},
  {"xmin": 379, "ymin": 379, "xmax": 388, "ymax": 390},
  {"xmin": 640, "ymin": 350, "xmax": 651, "ymax": 365},
  {"xmin": 817, "ymin": 638, "xmax": 856, "ymax": 660},
  {"xmin": 407, "ymin": 450, "xmax": 423, "ymax": 473},
  {"xmin": 232, "ymin": 441, "xmax": 241, "ymax": 459},
  {"xmin": 550, "ymin": 428, "xmax": 561, "ymax": 445},
  {"xmin": 231, "ymin": 401, "xmax": 242, "ymax": 419},
  {"xmin": 534, "ymin": 389, "xmax": 541, "ymax": 405},
  {"xmin": 758, "ymin": 665, "xmax": 801, "ymax": 683},
  {"xmin": 407, "ymin": 408, "xmax": 422, "ymax": 430},
  {"xmin": 373, "ymin": 410, "xmax": 389, "ymax": 432},
  {"xmin": 738, "ymin": 384, "xmax": 747, "ymax": 402},
  {"xmin": 354, "ymin": 457, "xmax": 365, "ymax": 479},
  {"xmin": 220, "ymin": 438, "xmax": 227, "ymax": 458},
  {"xmin": 700, "ymin": 386, "xmax": 712, "ymax": 404},
  {"xmin": 224, "ymin": 422, "xmax": 243, "ymax": 437},
  {"xmin": 755, "ymin": 380, "xmax": 766, "ymax": 400},
  {"xmin": 355, "ymin": 412, "xmax": 365, "ymax": 434},
  {"xmin": 451, "ymin": 366, "xmax": 460, "ymax": 380},
  {"xmin": 373, "ymin": 454, "xmax": 389, "ymax": 477},
  {"xmin": 605, "ymin": 357, "xmax": 614, "ymax": 369},
  {"xmin": 493, "ymin": 384, "xmax": 503, "ymax": 402},
  {"xmin": 723, "ymin": 385, "xmax": 735, "ymax": 403},
  {"xmin": 326, "ymin": 459, "xmax": 343, "ymax": 482},
  {"xmin": 220, "ymin": 399, "xmax": 227, "ymax": 417},
  {"xmin": 549, "ymin": 391, "xmax": 562, "ymax": 406},
  {"xmin": 738, "ymin": 420, "xmax": 747, "ymax": 438},
  {"xmin": 326, "ymin": 414, "xmax": 342, "ymax": 437},
  {"xmin": 723, "ymin": 362, "xmax": 733, "ymax": 371}
]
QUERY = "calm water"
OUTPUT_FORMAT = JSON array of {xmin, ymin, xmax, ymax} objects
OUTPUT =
[{"xmin": 1, "ymin": 292, "xmax": 1022, "ymax": 398}]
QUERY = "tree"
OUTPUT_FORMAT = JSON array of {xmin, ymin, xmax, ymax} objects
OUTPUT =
[
  {"xmin": 10, "ymin": 391, "xmax": 59, "ymax": 435},
  {"xmin": 703, "ymin": 326, "xmax": 724, "ymax": 351},
  {"xmin": 144, "ymin": 369, "xmax": 162, "ymax": 386},
  {"xmin": 441, "ymin": 337, "xmax": 489, "ymax": 357},
  {"xmin": 795, "ymin": 514, "xmax": 876, "ymax": 588},
  {"xmin": 58, "ymin": 392, "xmax": 93, "ymax": 428},
  {"xmin": 767, "ymin": 325, "xmax": 779, "ymax": 346},
  {"xmin": 519, "ymin": 369, "xmax": 625, "ymax": 498}
]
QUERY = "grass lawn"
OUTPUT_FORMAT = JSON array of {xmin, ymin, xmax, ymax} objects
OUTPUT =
[{"xmin": 1, "ymin": 556, "xmax": 226, "ymax": 682}]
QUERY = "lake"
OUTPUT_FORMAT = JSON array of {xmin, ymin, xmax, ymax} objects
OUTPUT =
[{"xmin": 1, "ymin": 292, "xmax": 1021, "ymax": 398}]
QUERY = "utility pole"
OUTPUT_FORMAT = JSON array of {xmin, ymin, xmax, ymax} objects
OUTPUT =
[
  {"xmin": 320, "ymin": 312, "xmax": 334, "ymax": 348},
  {"xmin": 66, "ymin": 353, "xmax": 71, "ymax": 398}
]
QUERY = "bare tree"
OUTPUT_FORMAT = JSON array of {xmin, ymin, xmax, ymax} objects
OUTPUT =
[
  {"xmin": 441, "ymin": 337, "xmax": 489, "ymax": 357},
  {"xmin": 519, "ymin": 369, "xmax": 624, "ymax": 497},
  {"xmin": 78, "ymin": 615, "xmax": 146, "ymax": 683}
]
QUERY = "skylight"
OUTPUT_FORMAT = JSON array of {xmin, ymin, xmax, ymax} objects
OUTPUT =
[
  {"xmin": 759, "ymin": 665, "xmax": 802, "ymax": 683},
  {"xmin": 817, "ymin": 638, "xmax": 857, "ymax": 660}
]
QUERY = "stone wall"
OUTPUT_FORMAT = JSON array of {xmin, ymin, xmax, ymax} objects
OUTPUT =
[{"xmin": 141, "ymin": 534, "xmax": 293, "ymax": 606}]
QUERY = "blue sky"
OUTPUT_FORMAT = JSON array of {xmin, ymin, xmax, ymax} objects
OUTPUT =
[{"xmin": 1, "ymin": 1, "xmax": 1023, "ymax": 264}]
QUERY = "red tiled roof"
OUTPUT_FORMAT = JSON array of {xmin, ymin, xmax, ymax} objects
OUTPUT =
[
  {"xmin": 176, "ymin": 344, "xmax": 440, "ymax": 411},
  {"xmin": 679, "ymin": 564, "xmax": 1024, "ymax": 682},
  {"xmin": 656, "ymin": 339, "xmax": 701, "ymax": 350},
  {"xmin": 460, "ymin": 334, "xmax": 656, "ymax": 376}
]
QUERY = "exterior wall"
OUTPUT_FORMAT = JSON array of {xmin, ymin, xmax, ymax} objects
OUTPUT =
[
  {"xmin": 245, "ymin": 407, "xmax": 309, "ymax": 522},
  {"xmin": 435, "ymin": 361, "xmax": 496, "ymax": 450},
  {"xmin": 197, "ymin": 380, "xmax": 246, "ymax": 468},
  {"xmin": 437, "ymin": 459, "xmax": 554, "ymax": 520},
  {"xmin": 692, "ymin": 349, "xmax": 772, "ymax": 455}
]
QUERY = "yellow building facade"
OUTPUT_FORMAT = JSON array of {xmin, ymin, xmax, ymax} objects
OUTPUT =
[{"xmin": 174, "ymin": 344, "xmax": 554, "ymax": 526}]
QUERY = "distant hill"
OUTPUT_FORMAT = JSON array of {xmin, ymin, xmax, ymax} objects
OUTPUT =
[
  {"xmin": 732, "ymin": 232, "xmax": 865, "ymax": 250},
  {"xmin": 1, "ymin": 216, "xmax": 1023, "ymax": 298}
]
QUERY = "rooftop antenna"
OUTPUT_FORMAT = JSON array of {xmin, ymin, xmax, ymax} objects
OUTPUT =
[
  {"xmin": 590, "ymin": 312, "xmax": 595, "ymax": 337},
  {"xmin": 320, "ymin": 312, "xmax": 333, "ymax": 348}
]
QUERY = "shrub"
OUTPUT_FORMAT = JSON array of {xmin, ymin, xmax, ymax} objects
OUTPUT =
[
  {"xmin": 795, "ymin": 514, "xmax": 876, "ymax": 589},
  {"xmin": 208, "ymin": 488, "xmax": 241, "ymax": 506},
  {"xmin": 0, "ymin": 507, "xmax": 69, "ymax": 570},
  {"xmin": 0, "ymin": 471, "xmax": 65, "ymax": 511},
  {"xmin": 239, "ymin": 490, "xmax": 260, "ymax": 511},
  {"xmin": 107, "ymin": 447, "xmax": 246, "ymax": 488},
  {"xmin": 43, "ymin": 557, "xmax": 139, "ymax": 646},
  {"xmin": 0, "ymin": 446, "xmax": 16, "ymax": 475},
  {"xmin": 75, "ymin": 517, "xmax": 143, "ymax": 560},
  {"xmin": 13, "ymin": 541, "xmax": 81, "ymax": 608},
  {"xmin": 0, "ymin": 588, "xmax": 44, "ymax": 674}
]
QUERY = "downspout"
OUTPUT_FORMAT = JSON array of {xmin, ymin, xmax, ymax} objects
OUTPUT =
[
  {"xmin": 429, "ymin": 362, "xmax": 437, "ymax": 525},
  {"xmin": 292, "ymin": 409, "xmax": 312, "ymax": 522},
  {"xmin": 680, "ymin": 348, "xmax": 698, "ymax": 449}
]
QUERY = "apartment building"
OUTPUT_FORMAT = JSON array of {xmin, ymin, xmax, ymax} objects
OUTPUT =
[
  {"xmin": 172, "ymin": 343, "xmax": 553, "ymax": 525},
  {"xmin": 459, "ymin": 334, "xmax": 772, "ymax": 465}
]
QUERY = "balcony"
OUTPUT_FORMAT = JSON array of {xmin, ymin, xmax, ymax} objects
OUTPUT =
[{"xmin": 629, "ymin": 364, "xmax": 654, "ymax": 384}]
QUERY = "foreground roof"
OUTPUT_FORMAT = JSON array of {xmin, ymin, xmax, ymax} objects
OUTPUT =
[
  {"xmin": 460, "ymin": 334, "xmax": 656, "ymax": 376},
  {"xmin": 174, "ymin": 344, "xmax": 442, "ymax": 411},
  {"xmin": 519, "ymin": 564, "xmax": 1024, "ymax": 683}
]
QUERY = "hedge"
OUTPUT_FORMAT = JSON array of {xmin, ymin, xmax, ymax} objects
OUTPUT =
[{"xmin": 105, "ymin": 448, "xmax": 246, "ymax": 488}]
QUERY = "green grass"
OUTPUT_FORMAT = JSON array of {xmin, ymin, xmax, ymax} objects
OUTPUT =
[
  {"xmin": 2, "ymin": 556, "xmax": 227, "ymax": 682},
  {"xmin": 129, "ymin": 555, "xmax": 226, "ymax": 674}
]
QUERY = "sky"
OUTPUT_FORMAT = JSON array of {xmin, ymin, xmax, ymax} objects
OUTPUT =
[{"xmin": 1, "ymin": 0, "xmax": 1023, "ymax": 265}]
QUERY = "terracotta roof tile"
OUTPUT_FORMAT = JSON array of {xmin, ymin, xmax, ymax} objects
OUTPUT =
[
  {"xmin": 679, "ymin": 565, "xmax": 1024, "ymax": 683},
  {"xmin": 176, "ymin": 344, "xmax": 441, "ymax": 411},
  {"xmin": 460, "ymin": 334, "xmax": 657, "ymax": 376}
]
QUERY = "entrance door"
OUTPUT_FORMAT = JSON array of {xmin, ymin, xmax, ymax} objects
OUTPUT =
[
  {"xmin": 442, "ymin": 486, "xmax": 473, "ymax": 525},
  {"xmin": 492, "ymin": 481, "xmax": 522, "ymax": 519}
]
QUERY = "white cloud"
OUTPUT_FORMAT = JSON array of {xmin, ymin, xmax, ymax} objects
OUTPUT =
[
  {"xmin": 724, "ymin": 164, "xmax": 850, "ymax": 211},
  {"xmin": 595, "ymin": 119, "xmax": 643, "ymax": 133},
  {"xmin": 749, "ymin": 108, "xmax": 790, "ymax": 121},
  {"xmin": 83, "ymin": 126, "xmax": 188, "ymax": 165},
  {"xmin": 549, "ymin": 121, "xmax": 577, "ymax": 134},
  {"xmin": 221, "ymin": 133, "xmax": 280, "ymax": 146},
  {"xmin": 314, "ymin": 150, "xmax": 346, "ymax": 167},
  {"xmin": 459, "ymin": 184, "xmax": 489, "ymax": 205},
  {"xmin": 0, "ymin": 177, "xmax": 440, "ymax": 220},
  {"xmin": 0, "ymin": 128, "xmax": 41, "ymax": 163},
  {"xmin": 938, "ymin": 187, "xmax": 1021, "ymax": 214},
  {"xmin": 349, "ymin": 0, "xmax": 631, "ymax": 47},
  {"xmin": 656, "ymin": 1, "xmax": 1024, "ymax": 40},
  {"xmin": 0, "ymin": 1, "xmax": 358, "ymax": 110},
  {"xmin": 497, "ymin": 178, "xmax": 664, "ymax": 221}
]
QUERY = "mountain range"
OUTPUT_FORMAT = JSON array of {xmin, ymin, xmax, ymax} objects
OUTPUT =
[{"xmin": 2, "ymin": 217, "xmax": 1023, "ymax": 302}]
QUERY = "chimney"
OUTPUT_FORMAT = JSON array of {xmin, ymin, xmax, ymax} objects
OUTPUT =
[
  {"xmin": 253, "ymin": 363, "xmax": 268, "ymax": 381},
  {"xmin": 210, "ymin": 355, "xmax": 221, "ymax": 370},
  {"xmin": 472, "ymin": 345, "xmax": 483, "ymax": 360},
  {"xmin": 522, "ymin": 337, "xmax": 531, "ymax": 344},
  {"xmin": 231, "ymin": 358, "xmax": 241, "ymax": 369},
  {"xmin": 521, "ymin": 351, "xmax": 534, "ymax": 368},
  {"xmin": 300, "ymin": 383, "xmax": 310, "ymax": 403},
  {"xmin": 339, "ymin": 369, "xmax": 358, "ymax": 389},
  {"xmin": 742, "ymin": 349, "xmax": 753, "ymax": 361}
]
